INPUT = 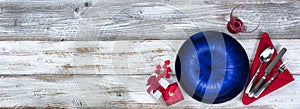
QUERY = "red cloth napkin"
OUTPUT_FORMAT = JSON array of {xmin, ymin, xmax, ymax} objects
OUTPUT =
[{"xmin": 242, "ymin": 32, "xmax": 294, "ymax": 105}]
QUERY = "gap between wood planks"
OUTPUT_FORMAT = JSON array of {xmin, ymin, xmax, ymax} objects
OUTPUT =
[
  {"xmin": 0, "ymin": 0, "xmax": 299, "ymax": 40},
  {"xmin": 0, "ymin": 40, "xmax": 299, "ymax": 75},
  {"xmin": 0, "ymin": 74, "xmax": 299, "ymax": 108}
]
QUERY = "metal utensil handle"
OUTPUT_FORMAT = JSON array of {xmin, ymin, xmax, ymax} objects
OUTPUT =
[
  {"xmin": 265, "ymin": 48, "xmax": 287, "ymax": 74},
  {"xmin": 254, "ymin": 73, "xmax": 279, "ymax": 98},
  {"xmin": 249, "ymin": 48, "xmax": 287, "ymax": 97},
  {"xmin": 249, "ymin": 75, "xmax": 266, "ymax": 97},
  {"xmin": 245, "ymin": 64, "xmax": 262, "ymax": 94}
]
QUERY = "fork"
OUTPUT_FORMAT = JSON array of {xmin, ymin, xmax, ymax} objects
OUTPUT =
[{"xmin": 253, "ymin": 62, "xmax": 288, "ymax": 98}]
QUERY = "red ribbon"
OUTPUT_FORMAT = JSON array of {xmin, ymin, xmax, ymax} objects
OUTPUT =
[
  {"xmin": 155, "ymin": 60, "xmax": 171, "ymax": 78},
  {"xmin": 146, "ymin": 75, "xmax": 166, "ymax": 93},
  {"xmin": 146, "ymin": 76, "xmax": 180, "ymax": 98},
  {"xmin": 146, "ymin": 60, "xmax": 184, "ymax": 106},
  {"xmin": 146, "ymin": 60, "xmax": 172, "ymax": 93},
  {"xmin": 163, "ymin": 60, "xmax": 171, "ymax": 78},
  {"xmin": 227, "ymin": 5, "xmax": 259, "ymax": 34},
  {"xmin": 146, "ymin": 76, "xmax": 161, "ymax": 93}
]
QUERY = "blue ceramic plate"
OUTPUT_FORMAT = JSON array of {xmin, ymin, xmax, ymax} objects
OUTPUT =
[{"xmin": 175, "ymin": 31, "xmax": 250, "ymax": 104}]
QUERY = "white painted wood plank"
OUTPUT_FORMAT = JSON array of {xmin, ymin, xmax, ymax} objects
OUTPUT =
[
  {"xmin": 0, "ymin": 75, "xmax": 299, "ymax": 108},
  {"xmin": 0, "ymin": 0, "xmax": 299, "ymax": 40},
  {"xmin": 0, "ymin": 40, "xmax": 299, "ymax": 75}
]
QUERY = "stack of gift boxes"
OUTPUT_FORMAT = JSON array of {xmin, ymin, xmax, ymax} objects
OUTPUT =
[{"xmin": 146, "ymin": 60, "xmax": 184, "ymax": 106}]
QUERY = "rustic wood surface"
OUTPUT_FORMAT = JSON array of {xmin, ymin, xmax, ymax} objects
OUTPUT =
[
  {"xmin": 0, "ymin": 0, "xmax": 299, "ymax": 108},
  {"xmin": 0, "ymin": 40, "xmax": 300, "ymax": 75}
]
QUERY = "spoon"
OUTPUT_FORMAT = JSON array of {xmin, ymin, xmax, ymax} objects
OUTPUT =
[
  {"xmin": 249, "ymin": 47, "xmax": 286, "ymax": 97},
  {"xmin": 245, "ymin": 47, "xmax": 274, "ymax": 95}
]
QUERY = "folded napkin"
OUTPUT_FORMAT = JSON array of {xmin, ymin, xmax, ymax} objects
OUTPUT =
[{"xmin": 242, "ymin": 32, "xmax": 294, "ymax": 105}]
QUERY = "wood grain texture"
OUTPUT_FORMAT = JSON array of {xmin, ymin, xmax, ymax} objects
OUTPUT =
[
  {"xmin": 0, "ymin": 0, "xmax": 299, "ymax": 108},
  {"xmin": 0, "ymin": 75, "xmax": 299, "ymax": 108},
  {"xmin": 0, "ymin": 0, "xmax": 299, "ymax": 41},
  {"xmin": 0, "ymin": 40, "xmax": 299, "ymax": 75}
]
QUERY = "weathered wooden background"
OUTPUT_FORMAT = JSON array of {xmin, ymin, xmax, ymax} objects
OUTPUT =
[{"xmin": 0, "ymin": 0, "xmax": 299, "ymax": 108}]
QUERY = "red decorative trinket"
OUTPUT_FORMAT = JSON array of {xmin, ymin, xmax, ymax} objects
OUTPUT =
[
  {"xmin": 227, "ymin": 5, "xmax": 259, "ymax": 34},
  {"xmin": 146, "ymin": 60, "xmax": 184, "ymax": 106},
  {"xmin": 162, "ymin": 83, "xmax": 184, "ymax": 106}
]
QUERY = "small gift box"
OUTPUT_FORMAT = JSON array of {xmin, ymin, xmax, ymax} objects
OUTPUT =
[
  {"xmin": 160, "ymin": 79, "xmax": 184, "ymax": 106},
  {"xmin": 146, "ymin": 74, "xmax": 184, "ymax": 106},
  {"xmin": 146, "ymin": 60, "xmax": 184, "ymax": 106}
]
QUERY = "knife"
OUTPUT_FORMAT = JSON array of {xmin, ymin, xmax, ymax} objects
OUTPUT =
[{"xmin": 248, "ymin": 47, "xmax": 287, "ymax": 97}]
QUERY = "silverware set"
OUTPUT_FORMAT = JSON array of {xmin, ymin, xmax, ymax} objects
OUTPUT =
[
  {"xmin": 253, "ymin": 62, "xmax": 288, "ymax": 98},
  {"xmin": 245, "ymin": 47, "xmax": 288, "ymax": 98}
]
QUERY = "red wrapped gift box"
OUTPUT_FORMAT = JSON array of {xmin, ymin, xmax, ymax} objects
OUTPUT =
[
  {"xmin": 146, "ymin": 73, "xmax": 184, "ymax": 106},
  {"xmin": 162, "ymin": 82, "xmax": 184, "ymax": 106}
]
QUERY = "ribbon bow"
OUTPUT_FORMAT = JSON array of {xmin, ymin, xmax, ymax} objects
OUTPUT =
[
  {"xmin": 155, "ymin": 60, "xmax": 172, "ymax": 78},
  {"xmin": 146, "ymin": 60, "xmax": 172, "ymax": 93},
  {"xmin": 146, "ymin": 76, "xmax": 161, "ymax": 93}
]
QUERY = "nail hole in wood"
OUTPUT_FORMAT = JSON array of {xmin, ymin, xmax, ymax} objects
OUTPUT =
[
  {"xmin": 117, "ymin": 93, "xmax": 122, "ymax": 97},
  {"xmin": 84, "ymin": 2, "xmax": 91, "ymax": 7},
  {"xmin": 74, "ymin": 7, "xmax": 79, "ymax": 13}
]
